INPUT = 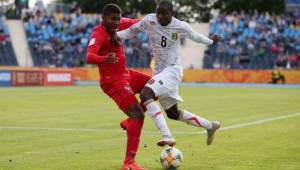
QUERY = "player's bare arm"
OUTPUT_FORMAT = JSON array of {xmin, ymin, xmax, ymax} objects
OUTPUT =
[{"xmin": 117, "ymin": 23, "xmax": 142, "ymax": 40}]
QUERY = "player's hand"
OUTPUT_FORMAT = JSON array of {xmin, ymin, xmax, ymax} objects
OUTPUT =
[
  {"xmin": 105, "ymin": 52, "xmax": 118, "ymax": 64},
  {"xmin": 110, "ymin": 31, "xmax": 121, "ymax": 46},
  {"xmin": 211, "ymin": 34, "xmax": 221, "ymax": 44}
]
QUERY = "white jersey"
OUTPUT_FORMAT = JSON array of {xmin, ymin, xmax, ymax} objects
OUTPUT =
[{"xmin": 118, "ymin": 14, "xmax": 213, "ymax": 74}]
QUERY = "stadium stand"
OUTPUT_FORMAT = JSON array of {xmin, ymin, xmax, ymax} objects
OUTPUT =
[
  {"xmin": 22, "ymin": 8, "xmax": 151, "ymax": 68},
  {"xmin": 286, "ymin": 0, "xmax": 300, "ymax": 12},
  {"xmin": 287, "ymin": 0, "xmax": 300, "ymax": 5},
  {"xmin": 204, "ymin": 11, "xmax": 300, "ymax": 70},
  {"xmin": 2, "ymin": 5, "xmax": 299, "ymax": 70},
  {"xmin": 0, "ymin": 12, "xmax": 18, "ymax": 66}
]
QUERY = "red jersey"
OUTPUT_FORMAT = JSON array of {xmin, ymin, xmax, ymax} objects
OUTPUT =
[{"xmin": 86, "ymin": 18, "xmax": 139, "ymax": 84}]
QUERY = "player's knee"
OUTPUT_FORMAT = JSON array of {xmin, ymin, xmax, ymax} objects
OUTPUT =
[
  {"xmin": 126, "ymin": 103, "xmax": 145, "ymax": 120},
  {"xmin": 135, "ymin": 107, "xmax": 145, "ymax": 120},
  {"xmin": 128, "ymin": 112, "xmax": 144, "ymax": 120},
  {"xmin": 133, "ymin": 111, "xmax": 145, "ymax": 120},
  {"xmin": 140, "ymin": 87, "xmax": 155, "ymax": 102},
  {"xmin": 166, "ymin": 110, "xmax": 180, "ymax": 120}
]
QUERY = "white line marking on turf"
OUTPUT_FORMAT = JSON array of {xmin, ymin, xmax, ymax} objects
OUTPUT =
[{"xmin": 0, "ymin": 112, "xmax": 299, "ymax": 135}]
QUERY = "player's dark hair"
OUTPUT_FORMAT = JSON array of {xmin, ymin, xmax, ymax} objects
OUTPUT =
[
  {"xmin": 157, "ymin": 0, "xmax": 173, "ymax": 12},
  {"xmin": 102, "ymin": 3, "xmax": 122, "ymax": 16}
]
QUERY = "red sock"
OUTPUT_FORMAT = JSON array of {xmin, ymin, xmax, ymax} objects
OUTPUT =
[{"xmin": 124, "ymin": 118, "xmax": 144, "ymax": 164}]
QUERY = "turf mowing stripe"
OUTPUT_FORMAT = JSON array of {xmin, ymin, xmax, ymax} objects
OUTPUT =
[
  {"xmin": 0, "ymin": 112, "xmax": 299, "ymax": 135},
  {"xmin": 181, "ymin": 83, "xmax": 300, "ymax": 88},
  {"xmin": 75, "ymin": 81, "xmax": 300, "ymax": 88}
]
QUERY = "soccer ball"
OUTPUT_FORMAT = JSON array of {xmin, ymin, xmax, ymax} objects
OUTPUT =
[{"xmin": 160, "ymin": 147, "xmax": 183, "ymax": 169}]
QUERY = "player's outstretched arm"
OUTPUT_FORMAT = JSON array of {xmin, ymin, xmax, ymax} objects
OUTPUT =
[
  {"xmin": 119, "ymin": 18, "xmax": 139, "ymax": 31},
  {"xmin": 117, "ymin": 26, "xmax": 141, "ymax": 40},
  {"xmin": 117, "ymin": 16, "xmax": 148, "ymax": 40},
  {"xmin": 110, "ymin": 18, "xmax": 140, "ymax": 45},
  {"xmin": 183, "ymin": 21, "xmax": 220, "ymax": 45},
  {"xmin": 188, "ymin": 29, "xmax": 214, "ymax": 45}
]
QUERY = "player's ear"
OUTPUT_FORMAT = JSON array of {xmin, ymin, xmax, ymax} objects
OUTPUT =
[
  {"xmin": 169, "ymin": 9, "xmax": 174, "ymax": 16},
  {"xmin": 102, "ymin": 15, "xmax": 106, "ymax": 22}
]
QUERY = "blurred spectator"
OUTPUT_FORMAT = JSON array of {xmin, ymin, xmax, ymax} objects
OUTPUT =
[
  {"xmin": 0, "ymin": 14, "xmax": 18, "ymax": 66},
  {"xmin": 0, "ymin": 29, "xmax": 6, "ymax": 43},
  {"xmin": 271, "ymin": 68, "xmax": 285, "ymax": 84}
]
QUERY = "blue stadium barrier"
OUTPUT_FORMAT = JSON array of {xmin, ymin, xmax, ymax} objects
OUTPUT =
[{"xmin": 0, "ymin": 70, "xmax": 11, "ymax": 87}]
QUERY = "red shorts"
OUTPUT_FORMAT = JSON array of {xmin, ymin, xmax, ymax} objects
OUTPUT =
[{"xmin": 100, "ymin": 70, "xmax": 151, "ymax": 112}]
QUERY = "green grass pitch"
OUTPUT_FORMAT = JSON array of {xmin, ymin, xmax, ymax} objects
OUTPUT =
[{"xmin": 0, "ymin": 86, "xmax": 299, "ymax": 170}]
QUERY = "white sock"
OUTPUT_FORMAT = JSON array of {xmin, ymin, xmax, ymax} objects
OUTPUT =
[
  {"xmin": 179, "ymin": 110, "xmax": 212, "ymax": 129},
  {"xmin": 145, "ymin": 101, "xmax": 172, "ymax": 137}
]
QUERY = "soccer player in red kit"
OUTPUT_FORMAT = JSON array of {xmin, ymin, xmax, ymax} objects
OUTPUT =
[{"xmin": 86, "ymin": 3, "xmax": 150, "ymax": 170}]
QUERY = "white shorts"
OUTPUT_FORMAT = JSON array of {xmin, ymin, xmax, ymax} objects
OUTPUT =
[{"xmin": 146, "ymin": 65, "xmax": 184, "ymax": 110}]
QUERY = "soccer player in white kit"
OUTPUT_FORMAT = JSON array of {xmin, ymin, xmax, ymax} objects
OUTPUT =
[{"xmin": 117, "ymin": 0, "xmax": 221, "ymax": 147}]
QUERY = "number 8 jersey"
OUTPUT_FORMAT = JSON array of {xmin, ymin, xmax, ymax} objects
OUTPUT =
[{"xmin": 118, "ymin": 14, "xmax": 213, "ymax": 75}]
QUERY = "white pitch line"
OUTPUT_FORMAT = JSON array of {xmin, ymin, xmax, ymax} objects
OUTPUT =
[
  {"xmin": 218, "ymin": 112, "xmax": 300, "ymax": 131},
  {"xmin": 163, "ymin": 112, "xmax": 300, "ymax": 135},
  {"xmin": 0, "ymin": 112, "xmax": 299, "ymax": 135}
]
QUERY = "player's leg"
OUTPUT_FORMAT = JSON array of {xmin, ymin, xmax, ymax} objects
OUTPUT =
[
  {"xmin": 122, "ymin": 101, "xmax": 146, "ymax": 170},
  {"xmin": 140, "ymin": 86, "xmax": 175, "ymax": 147},
  {"xmin": 120, "ymin": 70, "xmax": 154, "ymax": 130},
  {"xmin": 165, "ymin": 105, "xmax": 220, "ymax": 146},
  {"xmin": 165, "ymin": 104, "xmax": 212, "ymax": 129},
  {"xmin": 161, "ymin": 88, "xmax": 220, "ymax": 145},
  {"xmin": 104, "ymin": 82, "xmax": 146, "ymax": 170},
  {"xmin": 140, "ymin": 67, "xmax": 180, "ymax": 147}
]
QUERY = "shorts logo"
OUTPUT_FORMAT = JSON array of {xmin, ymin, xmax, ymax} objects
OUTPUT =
[
  {"xmin": 147, "ymin": 79, "xmax": 155, "ymax": 85},
  {"xmin": 159, "ymin": 80, "xmax": 163, "ymax": 85}
]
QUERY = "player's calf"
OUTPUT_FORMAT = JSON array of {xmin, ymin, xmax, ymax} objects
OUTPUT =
[{"xmin": 165, "ymin": 107, "xmax": 181, "ymax": 120}]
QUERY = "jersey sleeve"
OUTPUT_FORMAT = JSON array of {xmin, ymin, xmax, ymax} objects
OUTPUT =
[
  {"xmin": 118, "ymin": 18, "xmax": 139, "ymax": 31},
  {"xmin": 132, "ymin": 16, "xmax": 148, "ymax": 32},
  {"xmin": 86, "ymin": 28, "xmax": 107, "ymax": 64},
  {"xmin": 181, "ymin": 21, "xmax": 213, "ymax": 45},
  {"xmin": 117, "ymin": 16, "xmax": 148, "ymax": 40}
]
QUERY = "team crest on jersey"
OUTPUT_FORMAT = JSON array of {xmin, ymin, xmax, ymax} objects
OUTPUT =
[
  {"xmin": 88, "ymin": 38, "xmax": 96, "ymax": 46},
  {"xmin": 147, "ymin": 79, "xmax": 155, "ymax": 85},
  {"xmin": 172, "ymin": 33, "xmax": 178, "ymax": 40}
]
